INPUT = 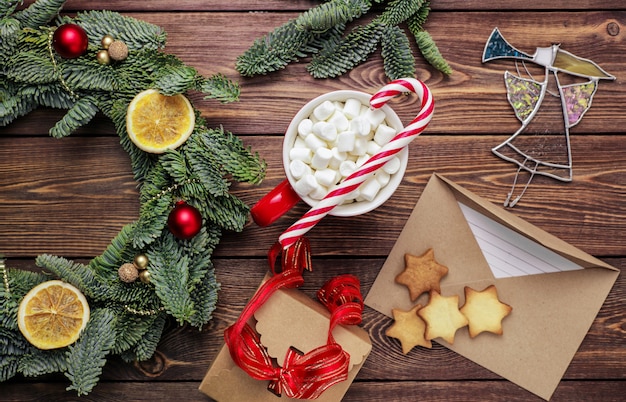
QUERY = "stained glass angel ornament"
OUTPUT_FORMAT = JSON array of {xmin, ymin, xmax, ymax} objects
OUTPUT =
[{"xmin": 482, "ymin": 28, "xmax": 615, "ymax": 207}]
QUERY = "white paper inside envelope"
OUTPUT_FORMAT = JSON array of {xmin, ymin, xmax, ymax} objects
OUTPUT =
[
  {"xmin": 199, "ymin": 284, "xmax": 372, "ymax": 402},
  {"xmin": 457, "ymin": 202, "xmax": 583, "ymax": 278}
]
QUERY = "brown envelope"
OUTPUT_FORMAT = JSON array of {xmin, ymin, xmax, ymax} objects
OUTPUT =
[
  {"xmin": 364, "ymin": 173, "xmax": 619, "ymax": 401},
  {"xmin": 200, "ymin": 282, "xmax": 372, "ymax": 401}
]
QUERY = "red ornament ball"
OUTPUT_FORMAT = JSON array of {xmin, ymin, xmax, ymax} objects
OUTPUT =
[
  {"xmin": 52, "ymin": 24, "xmax": 89, "ymax": 59},
  {"xmin": 167, "ymin": 201, "xmax": 203, "ymax": 240}
]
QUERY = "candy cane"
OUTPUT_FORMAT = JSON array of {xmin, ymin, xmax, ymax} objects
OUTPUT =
[{"xmin": 279, "ymin": 78, "xmax": 434, "ymax": 249}]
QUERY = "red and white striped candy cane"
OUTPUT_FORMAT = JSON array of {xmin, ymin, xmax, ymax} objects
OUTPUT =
[{"xmin": 278, "ymin": 78, "xmax": 434, "ymax": 249}]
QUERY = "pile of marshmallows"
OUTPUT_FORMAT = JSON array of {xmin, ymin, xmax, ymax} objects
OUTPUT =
[{"xmin": 289, "ymin": 98, "xmax": 402, "ymax": 204}]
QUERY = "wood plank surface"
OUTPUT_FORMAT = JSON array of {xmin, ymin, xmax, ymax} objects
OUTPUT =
[{"xmin": 2, "ymin": 1, "xmax": 624, "ymax": 401}]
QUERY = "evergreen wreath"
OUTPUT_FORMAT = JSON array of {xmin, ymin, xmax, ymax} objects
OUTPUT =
[
  {"xmin": 236, "ymin": 0, "xmax": 452, "ymax": 80},
  {"xmin": 1, "ymin": 0, "xmax": 265, "ymax": 395}
]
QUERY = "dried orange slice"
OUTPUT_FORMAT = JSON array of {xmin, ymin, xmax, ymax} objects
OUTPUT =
[
  {"xmin": 18, "ymin": 280, "xmax": 90, "ymax": 350},
  {"xmin": 126, "ymin": 89, "xmax": 195, "ymax": 153}
]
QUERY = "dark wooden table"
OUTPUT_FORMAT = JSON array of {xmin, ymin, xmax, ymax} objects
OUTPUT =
[{"xmin": 2, "ymin": 1, "xmax": 624, "ymax": 401}]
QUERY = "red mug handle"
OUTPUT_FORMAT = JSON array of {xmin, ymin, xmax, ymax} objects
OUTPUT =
[{"xmin": 251, "ymin": 179, "xmax": 301, "ymax": 227}]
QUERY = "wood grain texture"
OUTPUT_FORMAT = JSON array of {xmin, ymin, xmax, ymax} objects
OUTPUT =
[{"xmin": 2, "ymin": 1, "xmax": 624, "ymax": 401}]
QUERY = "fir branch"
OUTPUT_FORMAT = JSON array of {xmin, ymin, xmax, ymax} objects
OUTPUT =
[
  {"xmin": 65, "ymin": 308, "xmax": 116, "ymax": 396},
  {"xmin": 130, "ymin": 313, "xmax": 166, "ymax": 362},
  {"xmin": 194, "ymin": 126, "xmax": 266, "ymax": 185},
  {"xmin": 188, "ymin": 267, "xmax": 219, "ymax": 328},
  {"xmin": 236, "ymin": 19, "xmax": 314, "ymax": 76},
  {"xmin": 49, "ymin": 95, "xmax": 99, "ymax": 138},
  {"xmin": 204, "ymin": 193, "xmax": 250, "ymax": 232},
  {"xmin": 18, "ymin": 349, "xmax": 68, "ymax": 377},
  {"xmin": 378, "ymin": 0, "xmax": 424, "ymax": 26},
  {"xmin": 110, "ymin": 312, "xmax": 160, "ymax": 355},
  {"xmin": 14, "ymin": 0, "xmax": 65, "ymax": 29},
  {"xmin": 407, "ymin": 1, "xmax": 431, "ymax": 30},
  {"xmin": 35, "ymin": 255, "xmax": 100, "ymax": 299},
  {"xmin": 296, "ymin": 0, "xmax": 372, "ymax": 32},
  {"xmin": 308, "ymin": 22, "xmax": 385, "ymax": 78},
  {"xmin": 413, "ymin": 30, "xmax": 452, "ymax": 75},
  {"xmin": 147, "ymin": 237, "xmax": 195, "ymax": 324},
  {"xmin": 198, "ymin": 73, "xmax": 240, "ymax": 103},
  {"xmin": 153, "ymin": 64, "xmax": 199, "ymax": 96},
  {"xmin": 69, "ymin": 10, "xmax": 167, "ymax": 50},
  {"xmin": 381, "ymin": 25, "xmax": 416, "ymax": 80}
]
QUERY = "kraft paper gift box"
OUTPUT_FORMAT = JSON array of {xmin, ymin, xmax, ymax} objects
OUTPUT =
[
  {"xmin": 365, "ymin": 173, "xmax": 619, "ymax": 401},
  {"xmin": 200, "ymin": 281, "xmax": 372, "ymax": 401}
]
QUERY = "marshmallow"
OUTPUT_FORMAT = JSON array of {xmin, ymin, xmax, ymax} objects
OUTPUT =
[
  {"xmin": 366, "ymin": 140, "xmax": 381, "ymax": 155},
  {"xmin": 329, "ymin": 147, "xmax": 347, "ymax": 169},
  {"xmin": 309, "ymin": 184, "xmax": 328, "ymax": 200},
  {"xmin": 365, "ymin": 108, "xmax": 386, "ymax": 127},
  {"xmin": 313, "ymin": 121, "xmax": 337, "ymax": 142},
  {"xmin": 310, "ymin": 147, "xmax": 333, "ymax": 170},
  {"xmin": 350, "ymin": 116, "xmax": 371, "ymax": 137},
  {"xmin": 304, "ymin": 133, "xmax": 326, "ymax": 151},
  {"xmin": 290, "ymin": 159, "xmax": 311, "ymax": 179},
  {"xmin": 343, "ymin": 98, "xmax": 362, "ymax": 119},
  {"xmin": 359, "ymin": 177, "xmax": 381, "ymax": 202},
  {"xmin": 315, "ymin": 168, "xmax": 339, "ymax": 187},
  {"xmin": 289, "ymin": 147, "xmax": 312, "ymax": 163},
  {"xmin": 383, "ymin": 156, "xmax": 401, "ymax": 175},
  {"xmin": 327, "ymin": 111, "xmax": 349, "ymax": 132},
  {"xmin": 297, "ymin": 118, "xmax": 314, "ymax": 138},
  {"xmin": 350, "ymin": 137, "xmax": 368, "ymax": 156},
  {"xmin": 375, "ymin": 170, "xmax": 390, "ymax": 187},
  {"xmin": 313, "ymin": 100, "xmax": 335, "ymax": 121},
  {"xmin": 339, "ymin": 160, "xmax": 357, "ymax": 178},
  {"xmin": 374, "ymin": 124, "xmax": 396, "ymax": 146},
  {"xmin": 295, "ymin": 174, "xmax": 318, "ymax": 196},
  {"xmin": 294, "ymin": 137, "xmax": 306, "ymax": 149},
  {"xmin": 355, "ymin": 153, "xmax": 370, "ymax": 167},
  {"xmin": 335, "ymin": 131, "xmax": 355, "ymax": 152}
]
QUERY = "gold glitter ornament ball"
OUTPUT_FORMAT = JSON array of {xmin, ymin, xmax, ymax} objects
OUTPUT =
[
  {"xmin": 108, "ymin": 40, "xmax": 128, "ymax": 61},
  {"xmin": 118, "ymin": 263, "xmax": 139, "ymax": 283}
]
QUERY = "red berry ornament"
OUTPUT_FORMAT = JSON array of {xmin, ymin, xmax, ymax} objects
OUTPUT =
[
  {"xmin": 167, "ymin": 201, "xmax": 202, "ymax": 240},
  {"xmin": 52, "ymin": 24, "xmax": 89, "ymax": 59}
]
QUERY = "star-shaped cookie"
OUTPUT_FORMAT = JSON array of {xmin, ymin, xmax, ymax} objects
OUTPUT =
[
  {"xmin": 460, "ymin": 285, "xmax": 513, "ymax": 338},
  {"xmin": 395, "ymin": 248, "xmax": 449, "ymax": 301},
  {"xmin": 385, "ymin": 304, "xmax": 432, "ymax": 354},
  {"xmin": 417, "ymin": 290, "xmax": 468, "ymax": 344}
]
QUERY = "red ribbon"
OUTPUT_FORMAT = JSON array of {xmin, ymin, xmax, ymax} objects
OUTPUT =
[{"xmin": 224, "ymin": 238, "xmax": 364, "ymax": 399}]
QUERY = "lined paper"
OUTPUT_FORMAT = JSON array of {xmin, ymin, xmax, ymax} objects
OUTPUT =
[{"xmin": 458, "ymin": 202, "xmax": 583, "ymax": 278}]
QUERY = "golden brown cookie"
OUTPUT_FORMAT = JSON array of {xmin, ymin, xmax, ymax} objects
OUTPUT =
[
  {"xmin": 460, "ymin": 285, "xmax": 512, "ymax": 338},
  {"xmin": 385, "ymin": 304, "xmax": 432, "ymax": 354},
  {"xmin": 395, "ymin": 248, "xmax": 449, "ymax": 301},
  {"xmin": 417, "ymin": 290, "xmax": 468, "ymax": 344}
]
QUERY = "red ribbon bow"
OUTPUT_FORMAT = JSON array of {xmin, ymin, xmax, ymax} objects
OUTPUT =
[{"xmin": 224, "ymin": 238, "xmax": 364, "ymax": 399}]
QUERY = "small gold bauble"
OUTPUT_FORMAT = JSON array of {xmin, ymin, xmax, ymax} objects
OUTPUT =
[
  {"xmin": 118, "ymin": 263, "xmax": 139, "ymax": 283},
  {"xmin": 139, "ymin": 269, "xmax": 151, "ymax": 284},
  {"xmin": 107, "ymin": 40, "xmax": 129, "ymax": 61},
  {"xmin": 96, "ymin": 49, "xmax": 111, "ymax": 65},
  {"xmin": 134, "ymin": 254, "xmax": 149, "ymax": 270},
  {"xmin": 101, "ymin": 34, "xmax": 115, "ymax": 49}
]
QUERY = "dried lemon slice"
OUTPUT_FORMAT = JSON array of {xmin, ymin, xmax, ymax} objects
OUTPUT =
[
  {"xmin": 18, "ymin": 280, "xmax": 90, "ymax": 350},
  {"xmin": 126, "ymin": 89, "xmax": 195, "ymax": 153}
]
